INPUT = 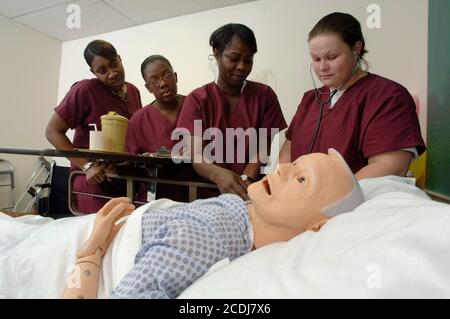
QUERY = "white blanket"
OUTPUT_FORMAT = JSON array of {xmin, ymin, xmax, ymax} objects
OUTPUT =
[
  {"xmin": 1, "ymin": 176, "xmax": 449, "ymax": 298},
  {"xmin": 0, "ymin": 198, "xmax": 178, "ymax": 299}
]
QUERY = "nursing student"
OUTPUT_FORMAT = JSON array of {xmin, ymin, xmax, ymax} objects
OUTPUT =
[
  {"xmin": 45, "ymin": 40, "xmax": 142, "ymax": 213},
  {"xmin": 125, "ymin": 55, "xmax": 190, "ymax": 202},
  {"xmin": 176, "ymin": 23, "xmax": 287, "ymax": 200},
  {"xmin": 279, "ymin": 12, "xmax": 426, "ymax": 179}
]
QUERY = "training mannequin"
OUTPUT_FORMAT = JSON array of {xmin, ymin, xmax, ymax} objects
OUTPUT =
[{"xmin": 62, "ymin": 149, "xmax": 363, "ymax": 299}]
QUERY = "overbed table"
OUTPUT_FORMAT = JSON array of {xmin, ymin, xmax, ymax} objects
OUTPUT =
[{"xmin": 0, "ymin": 147, "xmax": 217, "ymax": 215}]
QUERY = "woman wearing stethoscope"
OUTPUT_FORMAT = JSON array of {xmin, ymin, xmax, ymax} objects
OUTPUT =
[{"xmin": 279, "ymin": 12, "xmax": 425, "ymax": 180}]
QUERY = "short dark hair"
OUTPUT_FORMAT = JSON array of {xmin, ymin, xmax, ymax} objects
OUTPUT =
[
  {"xmin": 83, "ymin": 40, "xmax": 118, "ymax": 67},
  {"xmin": 308, "ymin": 12, "xmax": 368, "ymax": 60},
  {"xmin": 140, "ymin": 55, "xmax": 173, "ymax": 78},
  {"xmin": 209, "ymin": 23, "xmax": 257, "ymax": 54}
]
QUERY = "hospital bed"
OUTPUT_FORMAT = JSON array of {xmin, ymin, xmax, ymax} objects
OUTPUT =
[{"xmin": 1, "ymin": 176, "xmax": 449, "ymax": 298}]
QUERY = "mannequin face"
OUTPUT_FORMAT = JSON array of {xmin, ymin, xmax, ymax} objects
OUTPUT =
[{"xmin": 248, "ymin": 151, "xmax": 354, "ymax": 232}]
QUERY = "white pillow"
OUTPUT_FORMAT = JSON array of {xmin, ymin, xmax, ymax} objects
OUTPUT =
[{"xmin": 179, "ymin": 177, "xmax": 450, "ymax": 298}]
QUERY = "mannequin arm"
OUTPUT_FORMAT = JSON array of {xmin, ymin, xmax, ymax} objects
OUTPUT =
[
  {"xmin": 355, "ymin": 150, "xmax": 413, "ymax": 180},
  {"xmin": 62, "ymin": 249, "xmax": 102, "ymax": 299},
  {"xmin": 61, "ymin": 197, "xmax": 135, "ymax": 299}
]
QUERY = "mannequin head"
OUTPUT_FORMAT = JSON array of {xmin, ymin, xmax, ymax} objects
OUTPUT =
[{"xmin": 247, "ymin": 148, "xmax": 363, "ymax": 248}]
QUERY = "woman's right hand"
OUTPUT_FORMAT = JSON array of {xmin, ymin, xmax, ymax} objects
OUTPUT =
[
  {"xmin": 85, "ymin": 162, "xmax": 107, "ymax": 184},
  {"xmin": 214, "ymin": 168, "xmax": 249, "ymax": 200}
]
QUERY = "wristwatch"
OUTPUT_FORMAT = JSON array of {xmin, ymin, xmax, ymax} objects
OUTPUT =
[
  {"xmin": 82, "ymin": 162, "xmax": 94, "ymax": 172},
  {"xmin": 241, "ymin": 175, "xmax": 255, "ymax": 183}
]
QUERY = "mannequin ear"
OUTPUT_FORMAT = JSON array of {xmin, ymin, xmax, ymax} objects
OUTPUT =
[{"xmin": 174, "ymin": 72, "xmax": 178, "ymax": 83}]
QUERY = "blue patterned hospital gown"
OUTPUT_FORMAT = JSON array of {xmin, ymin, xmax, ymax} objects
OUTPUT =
[{"xmin": 110, "ymin": 194, "xmax": 253, "ymax": 299}]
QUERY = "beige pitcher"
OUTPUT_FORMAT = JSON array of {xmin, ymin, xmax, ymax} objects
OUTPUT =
[{"xmin": 100, "ymin": 111, "xmax": 129, "ymax": 152}]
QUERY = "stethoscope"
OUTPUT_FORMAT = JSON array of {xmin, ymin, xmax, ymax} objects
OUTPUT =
[{"xmin": 307, "ymin": 53, "xmax": 360, "ymax": 153}]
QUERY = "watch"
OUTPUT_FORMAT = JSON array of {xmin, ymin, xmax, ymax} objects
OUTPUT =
[
  {"xmin": 82, "ymin": 162, "xmax": 94, "ymax": 172},
  {"xmin": 241, "ymin": 174, "xmax": 255, "ymax": 183}
]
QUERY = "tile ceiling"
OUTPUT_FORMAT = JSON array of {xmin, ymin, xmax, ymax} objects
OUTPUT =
[{"xmin": 0, "ymin": 0, "xmax": 256, "ymax": 41}]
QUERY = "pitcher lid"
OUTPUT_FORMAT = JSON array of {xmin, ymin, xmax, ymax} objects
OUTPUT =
[{"xmin": 101, "ymin": 111, "xmax": 128, "ymax": 122}]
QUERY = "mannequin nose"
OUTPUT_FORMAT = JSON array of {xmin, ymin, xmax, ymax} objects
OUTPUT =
[{"xmin": 276, "ymin": 163, "xmax": 291, "ymax": 178}]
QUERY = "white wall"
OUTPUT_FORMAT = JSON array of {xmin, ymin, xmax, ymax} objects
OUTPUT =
[
  {"xmin": 58, "ymin": 0, "xmax": 428, "ymax": 131},
  {"xmin": 0, "ymin": 14, "xmax": 62, "ymax": 211}
]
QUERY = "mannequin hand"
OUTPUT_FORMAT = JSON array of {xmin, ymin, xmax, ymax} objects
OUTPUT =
[
  {"xmin": 215, "ymin": 169, "xmax": 249, "ymax": 200},
  {"xmin": 85, "ymin": 162, "xmax": 107, "ymax": 184},
  {"xmin": 77, "ymin": 197, "xmax": 135, "ymax": 258}
]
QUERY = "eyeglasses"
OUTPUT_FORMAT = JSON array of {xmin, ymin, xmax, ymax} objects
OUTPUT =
[{"xmin": 148, "ymin": 71, "xmax": 174, "ymax": 87}]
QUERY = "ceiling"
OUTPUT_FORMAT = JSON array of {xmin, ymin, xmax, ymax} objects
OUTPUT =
[{"xmin": 0, "ymin": 0, "xmax": 256, "ymax": 41}]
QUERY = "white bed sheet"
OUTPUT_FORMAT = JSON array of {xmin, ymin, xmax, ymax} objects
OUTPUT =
[
  {"xmin": 0, "ymin": 198, "xmax": 178, "ymax": 298},
  {"xmin": 1, "ymin": 176, "xmax": 449, "ymax": 298}
]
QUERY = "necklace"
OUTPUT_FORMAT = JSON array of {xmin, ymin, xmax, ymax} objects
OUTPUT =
[{"xmin": 112, "ymin": 84, "xmax": 128, "ymax": 103}]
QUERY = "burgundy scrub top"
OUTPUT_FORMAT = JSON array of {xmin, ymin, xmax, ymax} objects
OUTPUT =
[
  {"xmin": 126, "ymin": 100, "xmax": 192, "ymax": 202},
  {"xmin": 176, "ymin": 81, "xmax": 287, "ymax": 198},
  {"xmin": 55, "ymin": 78, "xmax": 142, "ymax": 213},
  {"xmin": 286, "ymin": 73, "xmax": 426, "ymax": 173}
]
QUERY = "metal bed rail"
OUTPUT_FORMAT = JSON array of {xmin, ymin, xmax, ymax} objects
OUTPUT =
[{"xmin": 68, "ymin": 170, "xmax": 218, "ymax": 215}]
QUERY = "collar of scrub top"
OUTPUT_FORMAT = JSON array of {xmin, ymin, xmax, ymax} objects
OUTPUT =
[
  {"xmin": 215, "ymin": 79, "xmax": 247, "ymax": 95},
  {"xmin": 329, "ymin": 88, "xmax": 345, "ymax": 110}
]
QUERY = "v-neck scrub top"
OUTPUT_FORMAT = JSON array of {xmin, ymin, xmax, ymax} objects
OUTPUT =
[
  {"xmin": 176, "ymin": 81, "xmax": 287, "ymax": 175},
  {"xmin": 126, "ymin": 102, "xmax": 192, "ymax": 202},
  {"xmin": 286, "ymin": 73, "xmax": 426, "ymax": 173},
  {"xmin": 55, "ymin": 78, "xmax": 142, "ymax": 213}
]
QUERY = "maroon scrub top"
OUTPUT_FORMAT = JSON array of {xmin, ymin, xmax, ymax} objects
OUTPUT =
[
  {"xmin": 55, "ymin": 78, "xmax": 142, "ymax": 213},
  {"xmin": 176, "ymin": 81, "xmax": 287, "ymax": 199},
  {"xmin": 125, "ymin": 100, "xmax": 192, "ymax": 202},
  {"xmin": 286, "ymin": 73, "xmax": 426, "ymax": 173},
  {"xmin": 176, "ymin": 81, "xmax": 287, "ymax": 175}
]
